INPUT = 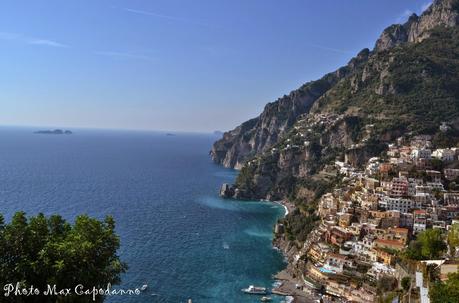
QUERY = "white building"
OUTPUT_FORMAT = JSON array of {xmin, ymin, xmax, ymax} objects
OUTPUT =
[
  {"xmin": 366, "ymin": 162, "xmax": 380, "ymax": 175},
  {"xmin": 413, "ymin": 210, "xmax": 428, "ymax": 234},
  {"xmin": 444, "ymin": 192, "xmax": 459, "ymax": 205},
  {"xmin": 432, "ymin": 148, "xmax": 455, "ymax": 162},
  {"xmin": 324, "ymin": 253, "xmax": 353, "ymax": 273},
  {"xmin": 408, "ymin": 178, "xmax": 423, "ymax": 196},
  {"xmin": 379, "ymin": 196, "xmax": 421, "ymax": 213},
  {"xmin": 367, "ymin": 262, "xmax": 396, "ymax": 281}
]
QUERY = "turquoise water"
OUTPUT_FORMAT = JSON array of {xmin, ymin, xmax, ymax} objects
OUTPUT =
[
  {"xmin": 0, "ymin": 127, "xmax": 286, "ymax": 303},
  {"xmin": 319, "ymin": 267, "xmax": 335, "ymax": 274}
]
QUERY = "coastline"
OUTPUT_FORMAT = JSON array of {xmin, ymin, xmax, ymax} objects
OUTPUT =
[
  {"xmin": 272, "ymin": 200, "xmax": 294, "ymax": 216},
  {"xmin": 270, "ymin": 201, "xmax": 320, "ymax": 303},
  {"xmin": 224, "ymin": 183, "xmax": 306, "ymax": 301},
  {"xmin": 219, "ymin": 172, "xmax": 308, "ymax": 301}
]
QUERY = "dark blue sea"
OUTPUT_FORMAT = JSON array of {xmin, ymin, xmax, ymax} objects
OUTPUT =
[{"xmin": 0, "ymin": 127, "xmax": 287, "ymax": 303}]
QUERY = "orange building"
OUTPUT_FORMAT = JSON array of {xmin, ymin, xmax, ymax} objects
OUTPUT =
[
  {"xmin": 326, "ymin": 227, "xmax": 353, "ymax": 246},
  {"xmin": 376, "ymin": 248, "xmax": 395, "ymax": 265},
  {"xmin": 380, "ymin": 163, "xmax": 392, "ymax": 175}
]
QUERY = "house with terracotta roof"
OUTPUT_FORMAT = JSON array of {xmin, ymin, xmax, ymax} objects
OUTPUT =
[
  {"xmin": 376, "ymin": 227, "xmax": 409, "ymax": 244},
  {"xmin": 374, "ymin": 239, "xmax": 405, "ymax": 252},
  {"xmin": 326, "ymin": 227, "xmax": 353, "ymax": 246}
]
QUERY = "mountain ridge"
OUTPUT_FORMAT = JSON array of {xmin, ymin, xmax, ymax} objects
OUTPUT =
[
  {"xmin": 375, "ymin": 0, "xmax": 459, "ymax": 52},
  {"xmin": 211, "ymin": 0, "xmax": 459, "ymax": 174}
]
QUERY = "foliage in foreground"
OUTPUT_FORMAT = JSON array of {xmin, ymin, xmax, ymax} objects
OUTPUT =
[
  {"xmin": 0, "ymin": 212, "xmax": 127, "ymax": 303},
  {"xmin": 429, "ymin": 272, "xmax": 459, "ymax": 303},
  {"xmin": 404, "ymin": 228, "xmax": 447, "ymax": 260}
]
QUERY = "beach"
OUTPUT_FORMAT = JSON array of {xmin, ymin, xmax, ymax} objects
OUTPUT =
[
  {"xmin": 273, "ymin": 270, "xmax": 320, "ymax": 303},
  {"xmin": 273, "ymin": 200, "xmax": 295, "ymax": 216}
]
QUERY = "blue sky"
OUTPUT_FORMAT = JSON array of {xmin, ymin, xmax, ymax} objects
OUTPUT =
[{"xmin": 0, "ymin": 0, "xmax": 432, "ymax": 132}]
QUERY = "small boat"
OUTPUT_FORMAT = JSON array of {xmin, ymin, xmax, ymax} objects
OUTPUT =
[
  {"xmin": 241, "ymin": 285, "xmax": 267, "ymax": 295},
  {"xmin": 261, "ymin": 296, "xmax": 272, "ymax": 302}
]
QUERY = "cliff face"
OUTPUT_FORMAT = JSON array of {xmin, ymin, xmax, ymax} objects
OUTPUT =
[
  {"xmin": 210, "ymin": 71, "xmax": 347, "ymax": 169},
  {"xmin": 212, "ymin": 0, "xmax": 459, "ymax": 171},
  {"xmin": 210, "ymin": 51, "xmax": 369, "ymax": 169},
  {"xmin": 233, "ymin": 114, "xmax": 389, "ymax": 200},
  {"xmin": 212, "ymin": 0, "xmax": 459, "ymax": 200},
  {"xmin": 374, "ymin": 0, "xmax": 459, "ymax": 51}
]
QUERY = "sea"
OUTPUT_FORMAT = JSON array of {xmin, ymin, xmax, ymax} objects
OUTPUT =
[{"xmin": 0, "ymin": 127, "xmax": 288, "ymax": 303}]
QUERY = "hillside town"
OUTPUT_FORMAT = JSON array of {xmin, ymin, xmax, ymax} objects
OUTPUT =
[{"xmin": 275, "ymin": 130, "xmax": 459, "ymax": 303}]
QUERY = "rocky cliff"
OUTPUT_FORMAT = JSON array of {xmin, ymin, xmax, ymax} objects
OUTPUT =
[
  {"xmin": 210, "ymin": 50, "xmax": 369, "ymax": 169},
  {"xmin": 212, "ymin": 0, "xmax": 459, "ymax": 201},
  {"xmin": 374, "ymin": 0, "xmax": 459, "ymax": 51},
  {"xmin": 210, "ymin": 70, "xmax": 346, "ymax": 169}
]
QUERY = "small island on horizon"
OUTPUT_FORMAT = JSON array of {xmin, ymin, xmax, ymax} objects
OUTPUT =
[{"xmin": 34, "ymin": 129, "xmax": 73, "ymax": 135}]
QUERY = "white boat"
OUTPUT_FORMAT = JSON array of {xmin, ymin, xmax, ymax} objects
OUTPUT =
[
  {"xmin": 261, "ymin": 296, "xmax": 272, "ymax": 301},
  {"xmin": 241, "ymin": 285, "xmax": 267, "ymax": 295}
]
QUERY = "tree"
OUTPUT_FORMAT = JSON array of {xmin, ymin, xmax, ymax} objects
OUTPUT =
[
  {"xmin": 429, "ymin": 272, "xmax": 459, "ymax": 303},
  {"xmin": 0, "ymin": 212, "xmax": 127, "ymax": 302},
  {"xmin": 430, "ymin": 158, "xmax": 444, "ymax": 171},
  {"xmin": 405, "ymin": 229, "xmax": 447, "ymax": 260},
  {"xmin": 377, "ymin": 275, "xmax": 397, "ymax": 293},
  {"xmin": 447, "ymin": 223, "xmax": 459, "ymax": 256},
  {"xmin": 376, "ymin": 275, "xmax": 398, "ymax": 303}
]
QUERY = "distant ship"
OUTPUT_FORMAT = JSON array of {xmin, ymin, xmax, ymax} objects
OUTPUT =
[{"xmin": 241, "ymin": 285, "xmax": 267, "ymax": 295}]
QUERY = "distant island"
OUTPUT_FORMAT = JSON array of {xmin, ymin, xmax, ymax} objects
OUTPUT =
[
  {"xmin": 34, "ymin": 129, "xmax": 73, "ymax": 135},
  {"xmin": 213, "ymin": 130, "xmax": 223, "ymax": 136}
]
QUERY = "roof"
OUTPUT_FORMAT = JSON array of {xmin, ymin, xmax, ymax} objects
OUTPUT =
[
  {"xmin": 390, "ymin": 227, "xmax": 409, "ymax": 234},
  {"xmin": 327, "ymin": 253, "xmax": 347, "ymax": 260},
  {"xmin": 375, "ymin": 239, "xmax": 405, "ymax": 248},
  {"xmin": 414, "ymin": 209, "xmax": 427, "ymax": 214},
  {"xmin": 426, "ymin": 170, "xmax": 441, "ymax": 174}
]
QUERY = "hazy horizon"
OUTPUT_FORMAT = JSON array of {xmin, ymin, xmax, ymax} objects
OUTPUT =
[
  {"xmin": 0, "ymin": 0, "xmax": 432, "ymax": 132},
  {"xmin": 0, "ymin": 123, "xmax": 221, "ymax": 134}
]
